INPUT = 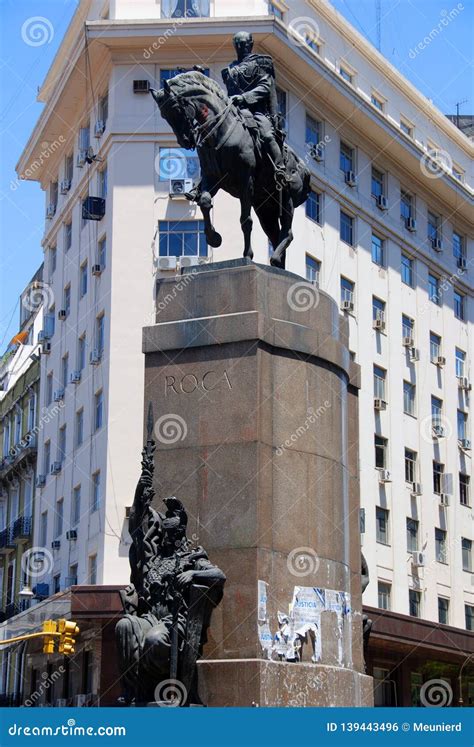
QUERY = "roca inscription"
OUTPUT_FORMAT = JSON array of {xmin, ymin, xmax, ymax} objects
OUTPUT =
[{"xmin": 165, "ymin": 370, "xmax": 233, "ymax": 396}]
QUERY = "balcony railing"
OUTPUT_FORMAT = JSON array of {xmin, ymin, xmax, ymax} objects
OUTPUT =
[
  {"xmin": 0, "ymin": 527, "xmax": 14, "ymax": 551},
  {"xmin": 12, "ymin": 515, "xmax": 32, "ymax": 541}
]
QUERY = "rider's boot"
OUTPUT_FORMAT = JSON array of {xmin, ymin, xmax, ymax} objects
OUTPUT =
[{"xmin": 265, "ymin": 138, "xmax": 287, "ymax": 187}]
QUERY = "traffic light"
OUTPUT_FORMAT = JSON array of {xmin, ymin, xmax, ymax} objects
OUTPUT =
[
  {"xmin": 42, "ymin": 620, "xmax": 58, "ymax": 654},
  {"xmin": 58, "ymin": 619, "xmax": 79, "ymax": 655}
]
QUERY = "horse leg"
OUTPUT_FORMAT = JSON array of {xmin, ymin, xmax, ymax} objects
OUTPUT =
[
  {"xmin": 254, "ymin": 202, "xmax": 280, "ymax": 259},
  {"xmin": 195, "ymin": 179, "xmax": 222, "ymax": 248},
  {"xmin": 240, "ymin": 193, "xmax": 254, "ymax": 260},
  {"xmin": 270, "ymin": 192, "xmax": 294, "ymax": 270}
]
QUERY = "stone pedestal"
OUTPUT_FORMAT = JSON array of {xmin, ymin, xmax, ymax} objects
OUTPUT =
[{"xmin": 143, "ymin": 259, "xmax": 373, "ymax": 706}]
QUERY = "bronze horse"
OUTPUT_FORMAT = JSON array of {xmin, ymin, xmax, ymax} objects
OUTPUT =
[{"xmin": 151, "ymin": 71, "xmax": 310, "ymax": 269}]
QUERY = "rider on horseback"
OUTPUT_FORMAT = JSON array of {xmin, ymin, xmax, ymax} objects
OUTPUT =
[{"xmin": 222, "ymin": 31, "xmax": 288, "ymax": 186}]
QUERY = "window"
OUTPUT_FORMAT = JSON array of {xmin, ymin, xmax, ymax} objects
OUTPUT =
[
  {"xmin": 409, "ymin": 590, "xmax": 421, "ymax": 618},
  {"xmin": 435, "ymin": 528, "xmax": 447, "ymax": 563},
  {"xmin": 49, "ymin": 246, "xmax": 57, "ymax": 275},
  {"xmin": 454, "ymin": 290, "xmax": 465, "ymax": 320},
  {"xmin": 438, "ymin": 597, "xmax": 449, "ymax": 625},
  {"xmin": 304, "ymin": 33, "xmax": 320, "ymax": 52},
  {"xmin": 161, "ymin": 0, "xmax": 210, "ymax": 18},
  {"xmin": 64, "ymin": 222, "xmax": 72, "ymax": 252},
  {"xmin": 405, "ymin": 449, "xmax": 417, "ymax": 483},
  {"xmin": 427, "ymin": 211, "xmax": 440, "ymax": 242},
  {"xmin": 460, "ymin": 473, "xmax": 470, "ymax": 506},
  {"xmin": 98, "ymin": 92, "xmax": 108, "ymax": 128},
  {"xmin": 2, "ymin": 420, "xmax": 10, "ymax": 457},
  {"xmin": 14, "ymin": 408, "xmax": 22, "ymax": 445},
  {"xmin": 433, "ymin": 461, "xmax": 444, "ymax": 495},
  {"xmin": 68, "ymin": 564, "xmax": 78, "ymax": 587},
  {"xmin": 40, "ymin": 511, "xmax": 48, "ymax": 548},
  {"xmin": 466, "ymin": 604, "xmax": 474, "ymax": 631},
  {"xmin": 55, "ymin": 499, "xmax": 64, "ymax": 538},
  {"xmin": 372, "ymin": 296, "xmax": 385, "ymax": 322},
  {"xmin": 401, "ymin": 254, "xmax": 414, "ymax": 286},
  {"xmin": 63, "ymin": 285, "xmax": 71, "ymax": 317},
  {"xmin": 95, "ymin": 390, "xmax": 103, "ymax": 431},
  {"xmin": 43, "ymin": 440, "xmax": 51, "ymax": 475},
  {"xmin": 305, "ymin": 255, "xmax": 320, "ymax": 285},
  {"xmin": 58, "ymin": 425, "xmax": 66, "ymax": 460},
  {"xmin": 50, "ymin": 181, "xmax": 58, "ymax": 210},
  {"xmin": 339, "ymin": 65, "xmax": 353, "ymax": 83},
  {"xmin": 72, "ymin": 485, "xmax": 81, "ymax": 527},
  {"xmin": 61, "ymin": 354, "xmax": 69, "ymax": 389},
  {"xmin": 98, "ymin": 167, "xmax": 107, "ymax": 199},
  {"xmin": 455, "ymin": 348, "xmax": 466, "ymax": 378},
  {"xmin": 306, "ymin": 190, "xmax": 321, "ymax": 223},
  {"xmin": 159, "ymin": 220, "xmax": 207, "ymax": 258},
  {"xmin": 373, "ymin": 366, "xmax": 386, "ymax": 400},
  {"xmin": 306, "ymin": 115, "xmax": 321, "ymax": 156},
  {"xmin": 371, "ymin": 167, "xmax": 384, "ymax": 198},
  {"xmin": 276, "ymin": 88, "xmax": 287, "ymax": 131},
  {"xmin": 65, "ymin": 153, "xmax": 73, "ymax": 183},
  {"xmin": 98, "ymin": 236, "xmax": 106, "ymax": 268},
  {"xmin": 91, "ymin": 471, "xmax": 101, "ymax": 512},
  {"xmin": 429, "ymin": 332, "xmax": 441, "ymax": 362},
  {"xmin": 96, "ymin": 314, "xmax": 105, "ymax": 356},
  {"xmin": 78, "ymin": 335, "xmax": 86, "ymax": 371},
  {"xmin": 341, "ymin": 276, "xmax": 354, "ymax": 306},
  {"xmin": 406, "ymin": 518, "xmax": 419, "ymax": 552},
  {"xmin": 340, "ymin": 142, "xmax": 354, "ymax": 173},
  {"xmin": 373, "ymin": 667, "xmax": 394, "ymax": 707},
  {"xmin": 53, "ymin": 574, "xmax": 61, "ymax": 594},
  {"xmin": 403, "ymin": 381, "xmax": 416, "ymax": 416},
  {"xmin": 457, "ymin": 409, "xmax": 468, "ymax": 441},
  {"xmin": 378, "ymin": 582, "xmax": 391, "ymax": 610},
  {"xmin": 76, "ymin": 409, "xmax": 84, "ymax": 447},
  {"xmin": 371, "ymin": 233, "xmax": 384, "ymax": 266},
  {"xmin": 428, "ymin": 274, "xmax": 440, "ymax": 304},
  {"xmin": 453, "ymin": 231, "xmax": 465, "ymax": 261},
  {"xmin": 371, "ymin": 93, "xmax": 384, "ymax": 111},
  {"xmin": 79, "ymin": 124, "xmax": 90, "ymax": 154},
  {"xmin": 462, "ymin": 538, "xmax": 472, "ymax": 572},
  {"xmin": 89, "ymin": 554, "xmax": 98, "ymax": 585},
  {"xmin": 402, "ymin": 315, "xmax": 414, "ymax": 340},
  {"xmin": 400, "ymin": 118, "xmax": 413, "ymax": 137},
  {"xmin": 80, "ymin": 262, "xmax": 88, "ymax": 297},
  {"xmin": 340, "ymin": 211, "xmax": 353, "ymax": 245},
  {"xmin": 431, "ymin": 397, "xmax": 443, "ymax": 429},
  {"xmin": 44, "ymin": 310, "xmax": 55, "ymax": 338},
  {"xmin": 158, "ymin": 147, "xmax": 200, "ymax": 181},
  {"xmin": 374, "ymin": 435, "xmax": 387, "ymax": 469},
  {"xmin": 400, "ymin": 189, "xmax": 413, "ymax": 220},
  {"xmin": 376, "ymin": 507, "xmax": 389, "ymax": 544}
]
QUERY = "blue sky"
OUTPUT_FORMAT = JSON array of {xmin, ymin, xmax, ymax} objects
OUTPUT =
[{"xmin": 0, "ymin": 0, "xmax": 472, "ymax": 349}]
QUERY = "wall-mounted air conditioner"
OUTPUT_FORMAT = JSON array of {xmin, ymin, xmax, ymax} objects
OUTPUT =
[
  {"xmin": 50, "ymin": 462, "xmax": 62, "ymax": 475},
  {"xmin": 405, "ymin": 217, "xmax": 416, "ymax": 232},
  {"xmin": 60, "ymin": 180, "xmax": 71, "ymax": 194},
  {"xmin": 70, "ymin": 371, "xmax": 81, "ymax": 384},
  {"xmin": 379, "ymin": 469, "xmax": 391, "ymax": 483},
  {"xmin": 412, "ymin": 551, "xmax": 425, "ymax": 567},
  {"xmin": 94, "ymin": 120, "xmax": 105, "ymax": 137},
  {"xmin": 376, "ymin": 194, "xmax": 388, "ymax": 211},
  {"xmin": 374, "ymin": 398, "xmax": 387, "ymax": 411},
  {"xmin": 411, "ymin": 482, "xmax": 423, "ymax": 496},
  {"xmin": 169, "ymin": 178, "xmax": 193, "ymax": 197},
  {"xmin": 344, "ymin": 170, "xmax": 356, "ymax": 187}
]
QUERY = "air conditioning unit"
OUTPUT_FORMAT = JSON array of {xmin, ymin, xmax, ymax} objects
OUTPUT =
[
  {"xmin": 66, "ymin": 530, "xmax": 78, "ymax": 541},
  {"xmin": 409, "ymin": 347, "xmax": 420, "ymax": 362},
  {"xmin": 344, "ymin": 170, "xmax": 356, "ymax": 187},
  {"xmin": 412, "ymin": 551, "xmax": 425, "ymax": 568},
  {"xmin": 432, "ymin": 424, "xmax": 445, "ymax": 439},
  {"xmin": 405, "ymin": 217, "xmax": 416, "ymax": 232},
  {"xmin": 341, "ymin": 299, "xmax": 354, "ymax": 312},
  {"xmin": 35, "ymin": 474, "xmax": 46, "ymax": 488},
  {"xmin": 58, "ymin": 309, "xmax": 67, "ymax": 321},
  {"xmin": 42, "ymin": 342, "xmax": 52, "ymax": 355},
  {"xmin": 70, "ymin": 371, "xmax": 81, "ymax": 384},
  {"xmin": 460, "ymin": 438, "xmax": 471, "ymax": 450},
  {"xmin": 56, "ymin": 699, "xmax": 67, "ymax": 707},
  {"xmin": 157, "ymin": 256, "xmax": 178, "ymax": 272},
  {"xmin": 77, "ymin": 150, "xmax": 88, "ymax": 168},
  {"xmin": 458, "ymin": 376, "xmax": 472, "ymax": 391},
  {"xmin": 439, "ymin": 493, "xmax": 450, "ymax": 507},
  {"xmin": 374, "ymin": 398, "xmax": 387, "ymax": 411},
  {"xmin": 133, "ymin": 80, "xmax": 150, "ymax": 94},
  {"xmin": 90, "ymin": 349, "xmax": 101, "ymax": 365},
  {"xmin": 411, "ymin": 482, "xmax": 423, "ymax": 496},
  {"xmin": 169, "ymin": 178, "xmax": 193, "ymax": 197},
  {"xmin": 373, "ymin": 317, "xmax": 386, "ymax": 331},
  {"xmin": 180, "ymin": 256, "xmax": 200, "ymax": 269},
  {"xmin": 309, "ymin": 143, "xmax": 324, "ymax": 161},
  {"xmin": 403, "ymin": 335, "xmax": 414, "ymax": 347},
  {"xmin": 457, "ymin": 256, "xmax": 467, "ymax": 270},
  {"xmin": 376, "ymin": 194, "xmax": 388, "ymax": 211},
  {"xmin": 54, "ymin": 388, "xmax": 65, "ymax": 402},
  {"xmin": 37, "ymin": 330, "xmax": 47, "ymax": 344},
  {"xmin": 51, "ymin": 539, "xmax": 61, "ymax": 549},
  {"xmin": 434, "ymin": 355, "xmax": 446, "ymax": 367},
  {"xmin": 46, "ymin": 204, "xmax": 56, "ymax": 219},
  {"xmin": 50, "ymin": 462, "xmax": 62, "ymax": 475},
  {"xmin": 82, "ymin": 196, "xmax": 106, "ymax": 221},
  {"xmin": 60, "ymin": 180, "xmax": 71, "ymax": 194},
  {"xmin": 92, "ymin": 264, "xmax": 103, "ymax": 276},
  {"xmin": 379, "ymin": 469, "xmax": 391, "ymax": 483},
  {"xmin": 431, "ymin": 237, "xmax": 442, "ymax": 252},
  {"xmin": 94, "ymin": 120, "xmax": 105, "ymax": 137}
]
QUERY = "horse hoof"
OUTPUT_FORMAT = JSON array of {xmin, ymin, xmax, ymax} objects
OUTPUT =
[
  {"xmin": 244, "ymin": 249, "xmax": 254, "ymax": 261},
  {"xmin": 270, "ymin": 256, "xmax": 283, "ymax": 269},
  {"xmin": 208, "ymin": 232, "xmax": 222, "ymax": 248}
]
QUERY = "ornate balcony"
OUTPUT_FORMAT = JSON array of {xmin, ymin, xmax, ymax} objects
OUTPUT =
[{"xmin": 12, "ymin": 515, "xmax": 32, "ymax": 542}]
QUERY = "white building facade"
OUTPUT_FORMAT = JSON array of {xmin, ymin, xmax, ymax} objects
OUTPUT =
[{"xmin": 12, "ymin": 0, "xmax": 473, "ymax": 702}]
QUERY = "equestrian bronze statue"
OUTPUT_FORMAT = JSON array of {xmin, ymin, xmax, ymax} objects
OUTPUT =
[
  {"xmin": 150, "ymin": 31, "xmax": 310, "ymax": 269},
  {"xmin": 115, "ymin": 407, "xmax": 226, "ymax": 706}
]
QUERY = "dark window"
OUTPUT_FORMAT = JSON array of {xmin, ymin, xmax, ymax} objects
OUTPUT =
[
  {"xmin": 409, "ymin": 589, "xmax": 421, "ymax": 617},
  {"xmin": 462, "ymin": 538, "xmax": 472, "ymax": 572},
  {"xmin": 374, "ymin": 435, "xmax": 387, "ymax": 469},
  {"xmin": 454, "ymin": 290, "xmax": 465, "ymax": 320},
  {"xmin": 340, "ymin": 211, "xmax": 353, "ymax": 245},
  {"xmin": 433, "ymin": 461, "xmax": 444, "ymax": 495},
  {"xmin": 377, "ymin": 582, "xmax": 391, "ymax": 610},
  {"xmin": 460, "ymin": 473, "xmax": 470, "ymax": 506},
  {"xmin": 371, "ymin": 234, "xmax": 384, "ymax": 266},
  {"xmin": 466, "ymin": 604, "xmax": 474, "ymax": 631},
  {"xmin": 405, "ymin": 449, "xmax": 417, "ymax": 483},
  {"xmin": 161, "ymin": 0, "xmax": 210, "ymax": 18},
  {"xmin": 376, "ymin": 507, "xmax": 389, "ymax": 544},
  {"xmin": 159, "ymin": 220, "xmax": 208, "ymax": 257},
  {"xmin": 371, "ymin": 167, "xmax": 384, "ymax": 197},
  {"xmin": 340, "ymin": 142, "xmax": 354, "ymax": 172},
  {"xmin": 401, "ymin": 254, "xmax": 414, "ymax": 286},
  {"xmin": 438, "ymin": 597, "xmax": 449, "ymax": 625},
  {"xmin": 306, "ymin": 191, "xmax": 321, "ymax": 223},
  {"xmin": 305, "ymin": 255, "xmax": 320, "ymax": 284},
  {"xmin": 406, "ymin": 518, "xmax": 419, "ymax": 552},
  {"xmin": 435, "ymin": 528, "xmax": 447, "ymax": 563}
]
